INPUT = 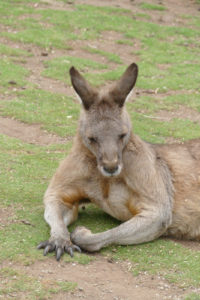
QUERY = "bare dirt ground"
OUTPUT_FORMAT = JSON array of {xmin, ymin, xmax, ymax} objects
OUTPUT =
[
  {"xmin": 0, "ymin": 116, "xmax": 68, "ymax": 145},
  {"xmin": 1, "ymin": 0, "xmax": 200, "ymax": 299},
  {"xmin": 2, "ymin": 256, "xmax": 199, "ymax": 300}
]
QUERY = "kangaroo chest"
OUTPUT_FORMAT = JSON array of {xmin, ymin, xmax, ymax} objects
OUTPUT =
[{"xmin": 86, "ymin": 177, "xmax": 136, "ymax": 221}]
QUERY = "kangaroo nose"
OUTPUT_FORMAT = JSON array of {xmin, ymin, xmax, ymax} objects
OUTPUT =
[{"xmin": 103, "ymin": 165, "xmax": 119, "ymax": 175}]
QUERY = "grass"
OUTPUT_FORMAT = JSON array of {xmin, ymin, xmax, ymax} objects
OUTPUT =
[
  {"xmin": 0, "ymin": 58, "xmax": 29, "ymax": 88},
  {"xmin": 83, "ymin": 46, "xmax": 122, "ymax": 64},
  {"xmin": 0, "ymin": 134, "xmax": 91, "ymax": 266},
  {"xmin": 161, "ymin": 94, "xmax": 200, "ymax": 112},
  {"xmin": 103, "ymin": 239, "xmax": 200, "ymax": 287},
  {"xmin": 0, "ymin": 89, "xmax": 80, "ymax": 137},
  {"xmin": 128, "ymin": 111, "xmax": 200, "ymax": 143},
  {"xmin": 0, "ymin": 43, "xmax": 32, "ymax": 58},
  {"xmin": 0, "ymin": 0, "xmax": 200, "ymax": 298},
  {"xmin": 185, "ymin": 294, "xmax": 200, "ymax": 300},
  {"xmin": 42, "ymin": 55, "xmax": 108, "ymax": 85},
  {"xmin": 116, "ymin": 39, "xmax": 133, "ymax": 45},
  {"xmin": 0, "ymin": 267, "xmax": 77, "ymax": 299},
  {"xmin": 140, "ymin": 2, "xmax": 166, "ymax": 11}
]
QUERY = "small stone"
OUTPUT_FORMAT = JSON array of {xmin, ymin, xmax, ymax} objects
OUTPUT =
[
  {"xmin": 8, "ymin": 80, "xmax": 17, "ymax": 85},
  {"xmin": 21, "ymin": 220, "xmax": 34, "ymax": 226},
  {"xmin": 107, "ymin": 258, "xmax": 114, "ymax": 263},
  {"xmin": 112, "ymin": 248, "xmax": 117, "ymax": 253},
  {"xmin": 41, "ymin": 52, "xmax": 48, "ymax": 57}
]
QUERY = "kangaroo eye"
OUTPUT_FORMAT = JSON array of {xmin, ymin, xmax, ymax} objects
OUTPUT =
[
  {"xmin": 88, "ymin": 137, "xmax": 97, "ymax": 143},
  {"xmin": 119, "ymin": 133, "xmax": 127, "ymax": 140}
]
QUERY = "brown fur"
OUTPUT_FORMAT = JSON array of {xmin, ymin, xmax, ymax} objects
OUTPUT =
[
  {"xmin": 155, "ymin": 141, "xmax": 200, "ymax": 239},
  {"xmin": 38, "ymin": 63, "xmax": 200, "ymax": 260}
]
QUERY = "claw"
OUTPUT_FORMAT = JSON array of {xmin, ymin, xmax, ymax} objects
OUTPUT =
[
  {"xmin": 69, "ymin": 248, "xmax": 74, "ymax": 257},
  {"xmin": 64, "ymin": 246, "xmax": 74, "ymax": 257},
  {"xmin": 44, "ymin": 244, "xmax": 51, "ymax": 256},
  {"xmin": 37, "ymin": 241, "xmax": 48, "ymax": 249},
  {"xmin": 73, "ymin": 245, "xmax": 82, "ymax": 253},
  {"xmin": 43, "ymin": 244, "xmax": 55, "ymax": 256},
  {"xmin": 56, "ymin": 247, "xmax": 63, "ymax": 261},
  {"xmin": 38, "ymin": 239, "xmax": 81, "ymax": 260}
]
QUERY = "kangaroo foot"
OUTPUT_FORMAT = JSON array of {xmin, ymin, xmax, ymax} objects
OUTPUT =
[
  {"xmin": 37, "ymin": 238, "xmax": 81, "ymax": 261},
  {"xmin": 71, "ymin": 226, "xmax": 101, "ymax": 252}
]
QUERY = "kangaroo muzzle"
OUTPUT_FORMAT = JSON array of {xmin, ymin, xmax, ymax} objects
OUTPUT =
[{"xmin": 99, "ymin": 157, "xmax": 122, "ymax": 177}]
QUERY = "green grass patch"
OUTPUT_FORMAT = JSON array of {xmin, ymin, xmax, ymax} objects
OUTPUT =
[
  {"xmin": 130, "ymin": 93, "xmax": 200, "ymax": 117},
  {"xmin": 135, "ymin": 36, "xmax": 200, "ymax": 91},
  {"xmin": 0, "ymin": 43, "xmax": 31, "ymax": 58},
  {"xmin": 2, "ymin": 22, "xmax": 74, "ymax": 50},
  {"xmin": 0, "ymin": 267, "xmax": 77, "ymax": 299},
  {"xmin": 43, "ymin": 55, "xmax": 108, "ymax": 84},
  {"xmin": 0, "ymin": 58, "xmax": 29, "ymax": 88},
  {"xmin": 140, "ymin": 2, "xmax": 166, "ymax": 11},
  {"xmin": 0, "ymin": 134, "xmax": 92, "ymax": 265},
  {"xmin": 0, "ymin": 1, "xmax": 34, "ymax": 23},
  {"xmin": 135, "ymin": 12, "xmax": 152, "ymax": 19},
  {"xmin": 127, "ymin": 109, "xmax": 200, "ymax": 143},
  {"xmin": 0, "ymin": 89, "xmax": 80, "ymax": 137},
  {"xmin": 128, "ymin": 95, "xmax": 177, "ymax": 114},
  {"xmin": 43, "ymin": 58, "xmax": 128, "ymax": 86},
  {"xmin": 141, "ymin": 37, "xmax": 200, "ymax": 64},
  {"xmin": 86, "ymin": 65, "xmax": 129, "ymax": 86},
  {"xmin": 185, "ymin": 294, "xmax": 200, "ymax": 300},
  {"xmin": 60, "ymin": 0, "xmax": 75, "ymax": 3},
  {"xmin": 161, "ymin": 94, "xmax": 200, "ymax": 112},
  {"xmin": 116, "ymin": 39, "xmax": 133, "ymax": 45},
  {"xmin": 0, "ymin": 1, "xmax": 199, "ymax": 50},
  {"xmin": 184, "ymin": 15, "xmax": 200, "ymax": 28},
  {"xmin": 84, "ymin": 46, "xmax": 122, "ymax": 64},
  {"xmin": 103, "ymin": 239, "xmax": 200, "ymax": 287},
  {"xmin": 136, "ymin": 61, "xmax": 200, "ymax": 91}
]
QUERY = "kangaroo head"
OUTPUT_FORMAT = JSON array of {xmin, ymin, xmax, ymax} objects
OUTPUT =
[{"xmin": 69, "ymin": 63, "xmax": 138, "ymax": 177}]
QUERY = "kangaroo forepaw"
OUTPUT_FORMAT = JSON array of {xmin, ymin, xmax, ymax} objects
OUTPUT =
[{"xmin": 37, "ymin": 239, "xmax": 81, "ymax": 261}]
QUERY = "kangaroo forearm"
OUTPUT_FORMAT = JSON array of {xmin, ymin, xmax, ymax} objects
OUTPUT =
[
  {"xmin": 108, "ymin": 216, "xmax": 164, "ymax": 245},
  {"xmin": 44, "ymin": 193, "xmax": 78, "ymax": 240},
  {"xmin": 45, "ymin": 203, "xmax": 69, "ymax": 239},
  {"xmin": 71, "ymin": 214, "xmax": 168, "ymax": 252}
]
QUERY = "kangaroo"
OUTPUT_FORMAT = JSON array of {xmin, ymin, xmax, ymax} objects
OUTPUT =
[{"xmin": 38, "ymin": 63, "xmax": 200, "ymax": 261}]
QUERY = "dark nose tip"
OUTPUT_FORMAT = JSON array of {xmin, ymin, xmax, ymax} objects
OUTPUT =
[{"xmin": 103, "ymin": 166, "xmax": 119, "ymax": 175}]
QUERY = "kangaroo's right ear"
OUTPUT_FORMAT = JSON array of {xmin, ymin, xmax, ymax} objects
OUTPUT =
[
  {"xmin": 110, "ymin": 63, "xmax": 138, "ymax": 108},
  {"xmin": 69, "ymin": 67, "xmax": 97, "ymax": 110}
]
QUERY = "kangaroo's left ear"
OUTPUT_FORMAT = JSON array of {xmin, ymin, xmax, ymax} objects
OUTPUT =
[
  {"xmin": 69, "ymin": 67, "xmax": 97, "ymax": 110},
  {"xmin": 110, "ymin": 63, "xmax": 138, "ymax": 107}
]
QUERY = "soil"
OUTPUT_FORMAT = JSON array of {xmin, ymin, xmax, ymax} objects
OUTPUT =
[
  {"xmin": 1, "ymin": 0, "xmax": 200, "ymax": 299},
  {"xmin": 0, "ymin": 116, "xmax": 68, "ymax": 145},
  {"xmin": 156, "ymin": 106, "xmax": 200, "ymax": 124},
  {"xmin": 2, "ymin": 257, "xmax": 199, "ymax": 300}
]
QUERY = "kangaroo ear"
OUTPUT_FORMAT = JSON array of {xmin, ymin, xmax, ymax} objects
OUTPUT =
[
  {"xmin": 110, "ymin": 63, "xmax": 138, "ymax": 107},
  {"xmin": 69, "ymin": 67, "xmax": 97, "ymax": 110}
]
